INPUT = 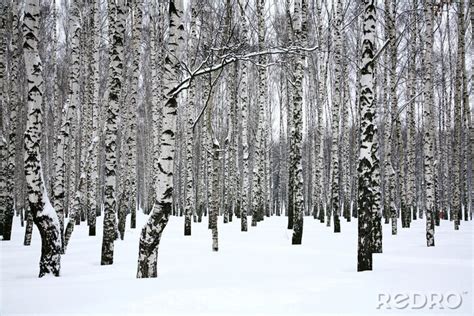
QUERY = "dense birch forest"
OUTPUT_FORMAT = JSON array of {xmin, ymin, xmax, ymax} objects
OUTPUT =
[{"xmin": 0, "ymin": 0, "xmax": 472, "ymax": 281}]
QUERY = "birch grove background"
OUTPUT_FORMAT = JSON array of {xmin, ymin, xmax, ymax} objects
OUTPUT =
[{"xmin": 0, "ymin": 0, "xmax": 472, "ymax": 289}]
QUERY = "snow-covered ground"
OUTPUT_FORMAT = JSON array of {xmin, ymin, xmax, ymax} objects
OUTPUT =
[{"xmin": 1, "ymin": 213, "xmax": 472, "ymax": 316}]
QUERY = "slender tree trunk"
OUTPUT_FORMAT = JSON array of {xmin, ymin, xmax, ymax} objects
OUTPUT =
[
  {"xmin": 64, "ymin": 139, "xmax": 97, "ymax": 252},
  {"xmin": 423, "ymin": 0, "xmax": 435, "ymax": 246},
  {"xmin": 291, "ymin": 0, "xmax": 306, "ymax": 244},
  {"xmin": 406, "ymin": 0, "xmax": 417, "ymax": 227},
  {"xmin": 87, "ymin": 0, "xmax": 101, "ymax": 236},
  {"xmin": 452, "ymin": 0, "xmax": 464, "ymax": 230},
  {"xmin": 2, "ymin": 0, "xmax": 20, "ymax": 241},
  {"xmin": 128, "ymin": 0, "xmax": 142, "ymax": 230},
  {"xmin": 239, "ymin": 2, "xmax": 250, "ymax": 232},
  {"xmin": 251, "ymin": 0, "xmax": 266, "ymax": 227},
  {"xmin": 330, "ymin": 0, "xmax": 343, "ymax": 233},
  {"xmin": 101, "ymin": 0, "xmax": 126, "ymax": 265}
]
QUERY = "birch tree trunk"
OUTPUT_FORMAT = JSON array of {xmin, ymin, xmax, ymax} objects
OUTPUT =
[
  {"xmin": 23, "ymin": 0, "xmax": 62, "ymax": 277},
  {"xmin": 101, "ymin": 0, "xmax": 126, "ymax": 265},
  {"xmin": 184, "ymin": 3, "xmax": 198, "ymax": 236},
  {"xmin": 460, "ymin": 0, "xmax": 470, "ymax": 222},
  {"xmin": 87, "ymin": 0, "xmax": 101, "ymax": 236},
  {"xmin": 357, "ymin": 0, "xmax": 379, "ymax": 272},
  {"xmin": 314, "ymin": 0, "xmax": 326, "ymax": 223},
  {"xmin": 251, "ymin": 0, "xmax": 266, "ymax": 227},
  {"xmin": 452, "ymin": 0, "xmax": 464, "ymax": 230},
  {"xmin": 330, "ymin": 0, "xmax": 343, "ymax": 233},
  {"xmin": 3, "ymin": 0, "xmax": 20, "ymax": 241},
  {"xmin": 128, "ymin": 0, "xmax": 142, "ymax": 230},
  {"xmin": 406, "ymin": 0, "xmax": 417, "ymax": 228},
  {"xmin": 239, "ymin": 2, "xmax": 250, "ymax": 232},
  {"xmin": 388, "ymin": 0, "xmax": 399, "ymax": 235},
  {"xmin": 423, "ymin": 0, "xmax": 435, "ymax": 246},
  {"xmin": 137, "ymin": 0, "xmax": 184, "ymax": 278},
  {"xmin": 64, "ymin": 139, "xmax": 97, "ymax": 252},
  {"xmin": 0, "ymin": 1, "xmax": 4, "ymax": 129},
  {"xmin": 290, "ymin": 0, "xmax": 306, "ymax": 244}
]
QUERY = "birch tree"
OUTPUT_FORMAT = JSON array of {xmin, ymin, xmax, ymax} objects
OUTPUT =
[
  {"xmin": 137, "ymin": 0, "xmax": 184, "ymax": 278},
  {"xmin": 251, "ymin": 0, "xmax": 266, "ymax": 227},
  {"xmin": 290, "ymin": 0, "xmax": 306, "ymax": 244},
  {"xmin": 23, "ymin": 0, "xmax": 62, "ymax": 277},
  {"xmin": 2, "ymin": 0, "xmax": 20, "ymax": 241},
  {"xmin": 330, "ymin": 0, "xmax": 343, "ymax": 233},
  {"xmin": 357, "ymin": 0, "xmax": 379, "ymax": 272},
  {"xmin": 239, "ymin": 1, "xmax": 250, "ymax": 232},
  {"xmin": 101, "ymin": 0, "xmax": 126, "ymax": 265}
]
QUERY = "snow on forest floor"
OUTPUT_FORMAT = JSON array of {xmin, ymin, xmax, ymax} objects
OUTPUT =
[{"xmin": 1, "ymin": 213, "xmax": 472, "ymax": 316}]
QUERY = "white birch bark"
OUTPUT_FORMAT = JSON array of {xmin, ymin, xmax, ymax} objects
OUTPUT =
[
  {"xmin": 101, "ymin": 0, "xmax": 126, "ymax": 265},
  {"xmin": 53, "ymin": 4, "xmax": 80, "ymax": 248},
  {"xmin": 23, "ymin": 0, "xmax": 62, "ymax": 277},
  {"xmin": 357, "ymin": 0, "xmax": 378, "ymax": 271},
  {"xmin": 452, "ymin": 0, "xmax": 464, "ymax": 230},
  {"xmin": 137, "ymin": 0, "xmax": 184, "ymax": 278},
  {"xmin": 330, "ymin": 0, "xmax": 343, "ymax": 233},
  {"xmin": 291, "ymin": 0, "xmax": 306, "ymax": 244},
  {"xmin": 127, "ymin": 0, "xmax": 142, "ymax": 229},
  {"xmin": 251, "ymin": 0, "xmax": 266, "ymax": 227},
  {"xmin": 239, "ymin": 1, "xmax": 250, "ymax": 232},
  {"xmin": 2, "ymin": 0, "xmax": 20, "ymax": 241},
  {"xmin": 423, "ymin": 0, "xmax": 435, "ymax": 246},
  {"xmin": 86, "ymin": 0, "xmax": 101, "ymax": 236},
  {"xmin": 184, "ymin": 3, "xmax": 198, "ymax": 235},
  {"xmin": 406, "ymin": 0, "xmax": 417, "ymax": 227}
]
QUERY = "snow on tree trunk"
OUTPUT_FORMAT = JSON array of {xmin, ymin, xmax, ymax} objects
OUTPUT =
[
  {"xmin": 137, "ymin": 0, "xmax": 184, "ymax": 278},
  {"xmin": 23, "ymin": 0, "xmax": 62, "ymax": 277},
  {"xmin": 357, "ymin": 0, "xmax": 379, "ymax": 272},
  {"xmin": 101, "ymin": 0, "xmax": 126, "ymax": 265}
]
